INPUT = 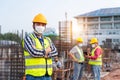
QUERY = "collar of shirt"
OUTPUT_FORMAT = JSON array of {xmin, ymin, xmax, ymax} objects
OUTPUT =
[{"xmin": 39, "ymin": 38, "xmax": 44, "ymax": 46}]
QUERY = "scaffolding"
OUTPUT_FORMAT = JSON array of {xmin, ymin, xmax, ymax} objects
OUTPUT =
[
  {"xmin": 52, "ymin": 21, "xmax": 73, "ymax": 80},
  {"xmin": 58, "ymin": 21, "xmax": 72, "ymax": 53}
]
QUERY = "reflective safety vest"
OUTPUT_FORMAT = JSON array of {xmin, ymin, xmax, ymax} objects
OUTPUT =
[
  {"xmin": 89, "ymin": 46, "xmax": 102, "ymax": 65},
  {"xmin": 76, "ymin": 46, "xmax": 85, "ymax": 62},
  {"xmin": 23, "ymin": 33, "xmax": 52, "ymax": 77}
]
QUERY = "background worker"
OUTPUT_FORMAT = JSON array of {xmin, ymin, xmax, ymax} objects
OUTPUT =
[
  {"xmin": 52, "ymin": 56, "xmax": 63, "ymax": 80},
  {"xmin": 86, "ymin": 38, "xmax": 103, "ymax": 80},
  {"xmin": 23, "ymin": 13, "xmax": 58, "ymax": 80},
  {"xmin": 52, "ymin": 56, "xmax": 63, "ymax": 70},
  {"xmin": 68, "ymin": 37, "xmax": 85, "ymax": 80}
]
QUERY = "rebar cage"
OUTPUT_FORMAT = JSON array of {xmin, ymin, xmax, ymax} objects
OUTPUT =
[{"xmin": 0, "ymin": 44, "xmax": 24, "ymax": 80}]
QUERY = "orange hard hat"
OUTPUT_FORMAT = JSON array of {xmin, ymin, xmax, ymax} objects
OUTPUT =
[{"xmin": 32, "ymin": 13, "xmax": 47, "ymax": 24}]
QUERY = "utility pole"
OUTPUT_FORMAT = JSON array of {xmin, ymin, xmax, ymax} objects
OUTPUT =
[
  {"xmin": 0, "ymin": 25, "xmax": 1, "ymax": 34},
  {"xmin": 65, "ymin": 12, "xmax": 68, "ymax": 44},
  {"xmin": 65, "ymin": 12, "xmax": 67, "ymax": 21}
]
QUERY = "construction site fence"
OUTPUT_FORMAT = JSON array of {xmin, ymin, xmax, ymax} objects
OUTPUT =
[{"xmin": 0, "ymin": 44, "xmax": 24, "ymax": 80}]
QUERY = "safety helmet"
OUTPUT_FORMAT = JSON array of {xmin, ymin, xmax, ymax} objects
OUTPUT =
[
  {"xmin": 76, "ymin": 37, "xmax": 83, "ymax": 43},
  {"xmin": 32, "ymin": 13, "xmax": 47, "ymax": 24},
  {"xmin": 90, "ymin": 38, "xmax": 98, "ymax": 44}
]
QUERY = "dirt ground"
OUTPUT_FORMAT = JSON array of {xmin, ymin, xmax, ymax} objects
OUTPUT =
[
  {"xmin": 101, "ymin": 62, "xmax": 120, "ymax": 80},
  {"xmin": 101, "ymin": 68, "xmax": 120, "ymax": 80}
]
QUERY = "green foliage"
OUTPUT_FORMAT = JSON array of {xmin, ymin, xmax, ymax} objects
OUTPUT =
[
  {"xmin": 45, "ymin": 34, "xmax": 59, "ymax": 41},
  {"xmin": 0, "ymin": 32, "xmax": 21, "ymax": 43},
  {"xmin": 0, "ymin": 34, "xmax": 4, "ymax": 40}
]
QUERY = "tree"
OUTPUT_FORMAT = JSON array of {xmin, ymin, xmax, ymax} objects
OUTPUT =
[
  {"xmin": 2, "ymin": 32, "xmax": 21, "ymax": 43},
  {"xmin": 45, "ymin": 34, "xmax": 59, "ymax": 42},
  {"xmin": 0, "ymin": 34, "xmax": 4, "ymax": 40},
  {"xmin": 44, "ymin": 27, "xmax": 59, "ymax": 42}
]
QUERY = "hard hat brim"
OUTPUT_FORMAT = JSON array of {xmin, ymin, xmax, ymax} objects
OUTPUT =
[{"xmin": 90, "ymin": 41, "xmax": 98, "ymax": 44}]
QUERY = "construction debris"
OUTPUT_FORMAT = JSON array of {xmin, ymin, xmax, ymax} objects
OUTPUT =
[
  {"xmin": 101, "ymin": 58, "xmax": 120, "ymax": 80},
  {"xmin": 101, "ymin": 69, "xmax": 120, "ymax": 80}
]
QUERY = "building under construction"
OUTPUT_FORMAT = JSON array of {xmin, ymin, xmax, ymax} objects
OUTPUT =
[
  {"xmin": 0, "ymin": 7, "xmax": 120, "ymax": 80},
  {"xmin": 52, "ymin": 20, "xmax": 73, "ymax": 80}
]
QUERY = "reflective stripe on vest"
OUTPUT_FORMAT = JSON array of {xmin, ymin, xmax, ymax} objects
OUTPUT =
[
  {"xmin": 76, "ymin": 46, "xmax": 85, "ymax": 62},
  {"xmin": 23, "ymin": 33, "xmax": 52, "ymax": 76},
  {"xmin": 89, "ymin": 46, "xmax": 102, "ymax": 65},
  {"xmin": 26, "ymin": 64, "xmax": 52, "ymax": 69}
]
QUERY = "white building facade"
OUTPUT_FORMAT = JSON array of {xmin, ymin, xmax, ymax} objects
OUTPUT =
[{"xmin": 75, "ymin": 7, "xmax": 120, "ymax": 49}]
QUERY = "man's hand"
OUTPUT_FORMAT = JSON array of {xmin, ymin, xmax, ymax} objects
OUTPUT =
[
  {"xmin": 73, "ymin": 59, "xmax": 79, "ymax": 63},
  {"xmin": 45, "ymin": 46, "xmax": 51, "ymax": 58},
  {"xmin": 32, "ymin": 45, "xmax": 36, "ymax": 49},
  {"xmin": 85, "ymin": 55, "xmax": 90, "ymax": 59},
  {"xmin": 74, "ymin": 59, "xmax": 85, "ymax": 64}
]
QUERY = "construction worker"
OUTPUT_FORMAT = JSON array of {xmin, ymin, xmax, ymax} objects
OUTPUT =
[
  {"xmin": 68, "ymin": 37, "xmax": 85, "ymax": 80},
  {"xmin": 52, "ymin": 56, "xmax": 62, "ymax": 70},
  {"xmin": 86, "ymin": 38, "xmax": 102, "ymax": 80},
  {"xmin": 22, "ymin": 13, "xmax": 58, "ymax": 80}
]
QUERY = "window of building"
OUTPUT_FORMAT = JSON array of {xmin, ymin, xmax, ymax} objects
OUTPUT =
[
  {"xmin": 85, "ymin": 32, "xmax": 94, "ymax": 35},
  {"xmin": 100, "ymin": 23, "xmax": 112, "ymax": 29},
  {"xmin": 87, "ymin": 17, "xmax": 98, "ymax": 22},
  {"xmin": 85, "ymin": 32, "xmax": 88, "ymax": 35},
  {"xmin": 100, "ymin": 16, "xmax": 112, "ymax": 21},
  {"xmin": 113, "ymin": 39, "xmax": 119, "ymax": 42},
  {"xmin": 114, "ymin": 23, "xmax": 120, "ymax": 29},
  {"xmin": 109, "ymin": 32, "xmax": 112, "ymax": 35},
  {"xmin": 107, "ymin": 31, "xmax": 119, "ymax": 35},
  {"xmin": 87, "ymin": 24, "xmax": 98, "ymax": 29},
  {"xmin": 78, "ymin": 18, "xmax": 84, "ymax": 22},
  {"xmin": 113, "ymin": 32, "xmax": 116, "ymax": 35},
  {"xmin": 83, "ymin": 24, "xmax": 86, "ymax": 29},
  {"xmin": 102, "ymin": 31, "xmax": 107, "ymax": 35},
  {"xmin": 99, "ymin": 33, "xmax": 102, "ymax": 35},
  {"xmin": 94, "ymin": 33, "xmax": 98, "ymax": 35},
  {"xmin": 114, "ymin": 16, "xmax": 120, "ymax": 21}
]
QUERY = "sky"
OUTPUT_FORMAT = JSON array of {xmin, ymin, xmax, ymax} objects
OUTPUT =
[{"xmin": 0, "ymin": 0, "xmax": 120, "ymax": 34}]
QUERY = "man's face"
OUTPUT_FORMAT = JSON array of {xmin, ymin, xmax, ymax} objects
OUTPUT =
[
  {"xmin": 54, "ymin": 57, "xmax": 58, "ymax": 62},
  {"xmin": 91, "ymin": 43, "xmax": 97, "ymax": 48},
  {"xmin": 78, "ymin": 42, "xmax": 83, "ymax": 47},
  {"xmin": 33, "ymin": 22, "xmax": 46, "ymax": 34},
  {"xmin": 34, "ymin": 22, "xmax": 46, "ymax": 26}
]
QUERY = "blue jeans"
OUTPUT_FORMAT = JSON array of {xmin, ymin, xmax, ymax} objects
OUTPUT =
[
  {"xmin": 26, "ymin": 75, "xmax": 52, "ymax": 80},
  {"xmin": 72, "ymin": 62, "xmax": 84, "ymax": 80},
  {"xmin": 91, "ymin": 65, "xmax": 101, "ymax": 80}
]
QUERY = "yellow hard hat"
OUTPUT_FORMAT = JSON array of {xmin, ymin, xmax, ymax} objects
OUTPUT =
[
  {"xmin": 76, "ymin": 37, "xmax": 83, "ymax": 43},
  {"xmin": 32, "ymin": 13, "xmax": 47, "ymax": 24},
  {"xmin": 90, "ymin": 38, "xmax": 98, "ymax": 44}
]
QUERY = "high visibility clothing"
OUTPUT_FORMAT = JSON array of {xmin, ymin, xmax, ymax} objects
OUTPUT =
[
  {"xmin": 76, "ymin": 46, "xmax": 85, "ymax": 62},
  {"xmin": 23, "ymin": 33, "xmax": 52, "ymax": 77},
  {"xmin": 89, "ymin": 46, "xmax": 102, "ymax": 65}
]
